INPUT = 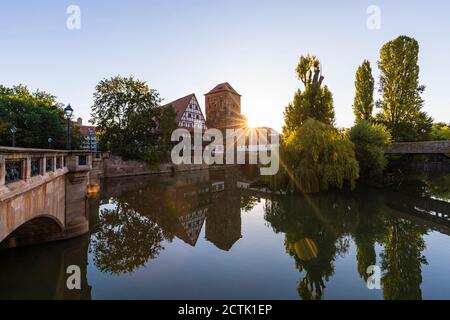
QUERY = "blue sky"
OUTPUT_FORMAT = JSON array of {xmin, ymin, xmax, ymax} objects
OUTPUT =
[{"xmin": 1, "ymin": 0, "xmax": 449, "ymax": 131}]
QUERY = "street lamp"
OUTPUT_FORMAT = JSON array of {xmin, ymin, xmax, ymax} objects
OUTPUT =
[
  {"xmin": 64, "ymin": 104, "xmax": 74, "ymax": 150},
  {"xmin": 48, "ymin": 137, "xmax": 53, "ymax": 149},
  {"xmin": 10, "ymin": 125, "xmax": 17, "ymax": 147}
]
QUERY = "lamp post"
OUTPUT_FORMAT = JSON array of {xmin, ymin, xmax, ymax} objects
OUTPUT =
[
  {"xmin": 10, "ymin": 125, "xmax": 17, "ymax": 147},
  {"xmin": 64, "ymin": 104, "xmax": 74, "ymax": 150},
  {"xmin": 48, "ymin": 137, "xmax": 53, "ymax": 149}
]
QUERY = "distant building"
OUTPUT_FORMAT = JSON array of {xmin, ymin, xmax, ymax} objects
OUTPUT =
[
  {"xmin": 165, "ymin": 94, "xmax": 207, "ymax": 131},
  {"xmin": 205, "ymin": 82, "xmax": 245, "ymax": 130},
  {"xmin": 75, "ymin": 118, "xmax": 97, "ymax": 151}
]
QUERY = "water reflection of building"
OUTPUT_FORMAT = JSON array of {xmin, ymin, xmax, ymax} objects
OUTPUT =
[
  {"xmin": 167, "ymin": 171, "xmax": 211, "ymax": 246},
  {"xmin": 177, "ymin": 208, "xmax": 208, "ymax": 246},
  {"xmin": 151, "ymin": 168, "xmax": 243, "ymax": 250},
  {"xmin": 88, "ymin": 167, "xmax": 245, "ymax": 278},
  {"xmin": 205, "ymin": 168, "xmax": 242, "ymax": 251}
]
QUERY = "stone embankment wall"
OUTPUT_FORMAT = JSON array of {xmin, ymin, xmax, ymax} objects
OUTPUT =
[{"xmin": 99, "ymin": 154, "xmax": 208, "ymax": 179}]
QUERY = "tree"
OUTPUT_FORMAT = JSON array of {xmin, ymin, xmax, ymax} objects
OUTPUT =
[
  {"xmin": 349, "ymin": 120, "xmax": 391, "ymax": 178},
  {"xmin": 283, "ymin": 55, "xmax": 335, "ymax": 134},
  {"xmin": 283, "ymin": 119, "xmax": 359, "ymax": 193},
  {"xmin": 430, "ymin": 122, "xmax": 450, "ymax": 140},
  {"xmin": 156, "ymin": 105, "xmax": 178, "ymax": 161},
  {"xmin": 381, "ymin": 217, "xmax": 427, "ymax": 299},
  {"xmin": 353, "ymin": 60, "xmax": 375, "ymax": 122},
  {"xmin": 376, "ymin": 36, "xmax": 433, "ymax": 142},
  {"xmin": 90, "ymin": 200, "xmax": 165, "ymax": 275},
  {"xmin": 264, "ymin": 193, "xmax": 360, "ymax": 299},
  {"xmin": 91, "ymin": 75, "xmax": 177, "ymax": 163},
  {"xmin": 0, "ymin": 85, "xmax": 83, "ymax": 149}
]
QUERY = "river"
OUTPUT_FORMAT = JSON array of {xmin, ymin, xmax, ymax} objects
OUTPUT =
[{"xmin": 1, "ymin": 167, "xmax": 450, "ymax": 300}]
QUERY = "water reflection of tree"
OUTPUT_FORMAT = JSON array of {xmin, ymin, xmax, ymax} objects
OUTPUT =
[
  {"xmin": 352, "ymin": 193, "xmax": 386, "ymax": 281},
  {"xmin": 240, "ymin": 195, "xmax": 259, "ymax": 213},
  {"xmin": 424, "ymin": 174, "xmax": 450, "ymax": 201},
  {"xmin": 90, "ymin": 200, "xmax": 165, "ymax": 275},
  {"xmin": 265, "ymin": 194, "xmax": 357, "ymax": 300},
  {"xmin": 265, "ymin": 191, "xmax": 429, "ymax": 300},
  {"xmin": 381, "ymin": 217, "xmax": 427, "ymax": 300}
]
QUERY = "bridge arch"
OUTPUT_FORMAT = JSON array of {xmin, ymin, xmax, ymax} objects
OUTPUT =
[{"xmin": 0, "ymin": 215, "xmax": 64, "ymax": 249}]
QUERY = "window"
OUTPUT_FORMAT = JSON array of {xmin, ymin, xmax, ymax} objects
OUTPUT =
[
  {"xmin": 78, "ymin": 155, "xmax": 87, "ymax": 166},
  {"xmin": 31, "ymin": 158, "xmax": 41, "ymax": 177},
  {"xmin": 5, "ymin": 160, "xmax": 23, "ymax": 184},
  {"xmin": 56, "ymin": 157, "xmax": 62, "ymax": 169},
  {"xmin": 46, "ymin": 158, "xmax": 54, "ymax": 172}
]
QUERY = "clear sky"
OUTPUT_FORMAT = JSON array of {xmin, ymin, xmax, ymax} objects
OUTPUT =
[{"xmin": 1, "ymin": 0, "xmax": 449, "ymax": 131}]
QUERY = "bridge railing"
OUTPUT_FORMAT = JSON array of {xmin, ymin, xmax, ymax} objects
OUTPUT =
[
  {"xmin": 0, "ymin": 147, "xmax": 69, "ymax": 193},
  {"xmin": 386, "ymin": 140, "xmax": 450, "ymax": 154},
  {"xmin": 0, "ymin": 147, "xmax": 97, "ymax": 199}
]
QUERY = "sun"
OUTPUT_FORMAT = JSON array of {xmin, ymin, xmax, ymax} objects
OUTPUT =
[{"xmin": 246, "ymin": 117, "xmax": 261, "ymax": 129}]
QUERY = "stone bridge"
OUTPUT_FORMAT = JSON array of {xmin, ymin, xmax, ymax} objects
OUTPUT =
[
  {"xmin": 0, "ymin": 147, "xmax": 100, "ymax": 249},
  {"xmin": 386, "ymin": 140, "xmax": 450, "ymax": 155}
]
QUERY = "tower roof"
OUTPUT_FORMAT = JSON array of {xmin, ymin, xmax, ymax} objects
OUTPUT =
[{"xmin": 205, "ymin": 82, "xmax": 241, "ymax": 96}]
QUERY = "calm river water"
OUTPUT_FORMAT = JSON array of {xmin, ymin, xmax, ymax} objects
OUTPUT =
[{"xmin": 1, "ymin": 167, "xmax": 450, "ymax": 300}]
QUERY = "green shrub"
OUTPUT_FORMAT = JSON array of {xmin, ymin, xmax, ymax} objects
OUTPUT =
[
  {"xmin": 349, "ymin": 120, "xmax": 391, "ymax": 179},
  {"xmin": 430, "ymin": 123, "xmax": 450, "ymax": 141}
]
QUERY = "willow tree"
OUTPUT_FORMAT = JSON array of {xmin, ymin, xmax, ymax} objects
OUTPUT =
[
  {"xmin": 376, "ymin": 36, "xmax": 432, "ymax": 142},
  {"xmin": 281, "ymin": 55, "xmax": 358, "ymax": 193},
  {"xmin": 353, "ymin": 60, "xmax": 375, "ymax": 122},
  {"xmin": 283, "ymin": 55, "xmax": 335, "ymax": 135},
  {"xmin": 283, "ymin": 119, "xmax": 359, "ymax": 193}
]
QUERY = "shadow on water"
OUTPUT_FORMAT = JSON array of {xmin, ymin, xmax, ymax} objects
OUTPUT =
[
  {"xmin": 0, "ymin": 235, "xmax": 91, "ymax": 300},
  {"xmin": 1, "ymin": 167, "xmax": 450, "ymax": 299}
]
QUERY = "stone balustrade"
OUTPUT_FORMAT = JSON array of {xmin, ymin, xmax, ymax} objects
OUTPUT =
[
  {"xmin": 0, "ymin": 147, "xmax": 95, "ymax": 249},
  {"xmin": 0, "ymin": 147, "xmax": 69, "ymax": 201}
]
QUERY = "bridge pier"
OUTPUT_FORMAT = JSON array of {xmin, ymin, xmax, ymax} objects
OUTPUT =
[
  {"xmin": 0, "ymin": 148, "xmax": 94, "ymax": 249},
  {"xmin": 63, "ymin": 152, "xmax": 92, "ymax": 240}
]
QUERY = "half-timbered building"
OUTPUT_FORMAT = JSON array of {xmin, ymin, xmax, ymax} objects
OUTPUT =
[{"xmin": 166, "ymin": 94, "xmax": 207, "ymax": 131}]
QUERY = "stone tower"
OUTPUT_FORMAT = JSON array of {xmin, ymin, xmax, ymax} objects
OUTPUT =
[{"xmin": 205, "ymin": 82, "xmax": 244, "ymax": 130}]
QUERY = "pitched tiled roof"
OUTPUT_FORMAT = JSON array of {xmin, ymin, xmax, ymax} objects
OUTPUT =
[
  {"xmin": 165, "ymin": 93, "xmax": 195, "ymax": 122},
  {"xmin": 205, "ymin": 82, "xmax": 240, "ymax": 96},
  {"xmin": 76, "ymin": 125, "xmax": 97, "ymax": 136}
]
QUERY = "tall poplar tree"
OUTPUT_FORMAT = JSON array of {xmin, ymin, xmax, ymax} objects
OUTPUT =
[
  {"xmin": 353, "ymin": 60, "xmax": 374, "ymax": 122},
  {"xmin": 283, "ymin": 55, "xmax": 335, "ymax": 135},
  {"xmin": 376, "ymin": 36, "xmax": 432, "ymax": 142}
]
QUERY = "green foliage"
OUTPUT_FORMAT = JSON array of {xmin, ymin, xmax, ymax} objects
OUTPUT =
[
  {"xmin": 90, "ymin": 200, "xmax": 165, "ymax": 275},
  {"xmin": 425, "ymin": 174, "xmax": 450, "ymax": 200},
  {"xmin": 283, "ymin": 119, "xmax": 359, "ymax": 193},
  {"xmin": 282, "ymin": 55, "xmax": 357, "ymax": 193},
  {"xmin": 349, "ymin": 120, "xmax": 391, "ymax": 178},
  {"xmin": 283, "ymin": 55, "xmax": 335, "ymax": 134},
  {"xmin": 353, "ymin": 60, "xmax": 375, "ymax": 122},
  {"xmin": 0, "ymin": 85, "xmax": 83, "ymax": 149},
  {"xmin": 376, "ymin": 36, "xmax": 433, "ymax": 142},
  {"xmin": 381, "ymin": 218, "xmax": 427, "ymax": 300},
  {"xmin": 429, "ymin": 122, "xmax": 450, "ymax": 141},
  {"xmin": 91, "ymin": 75, "xmax": 177, "ymax": 163}
]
